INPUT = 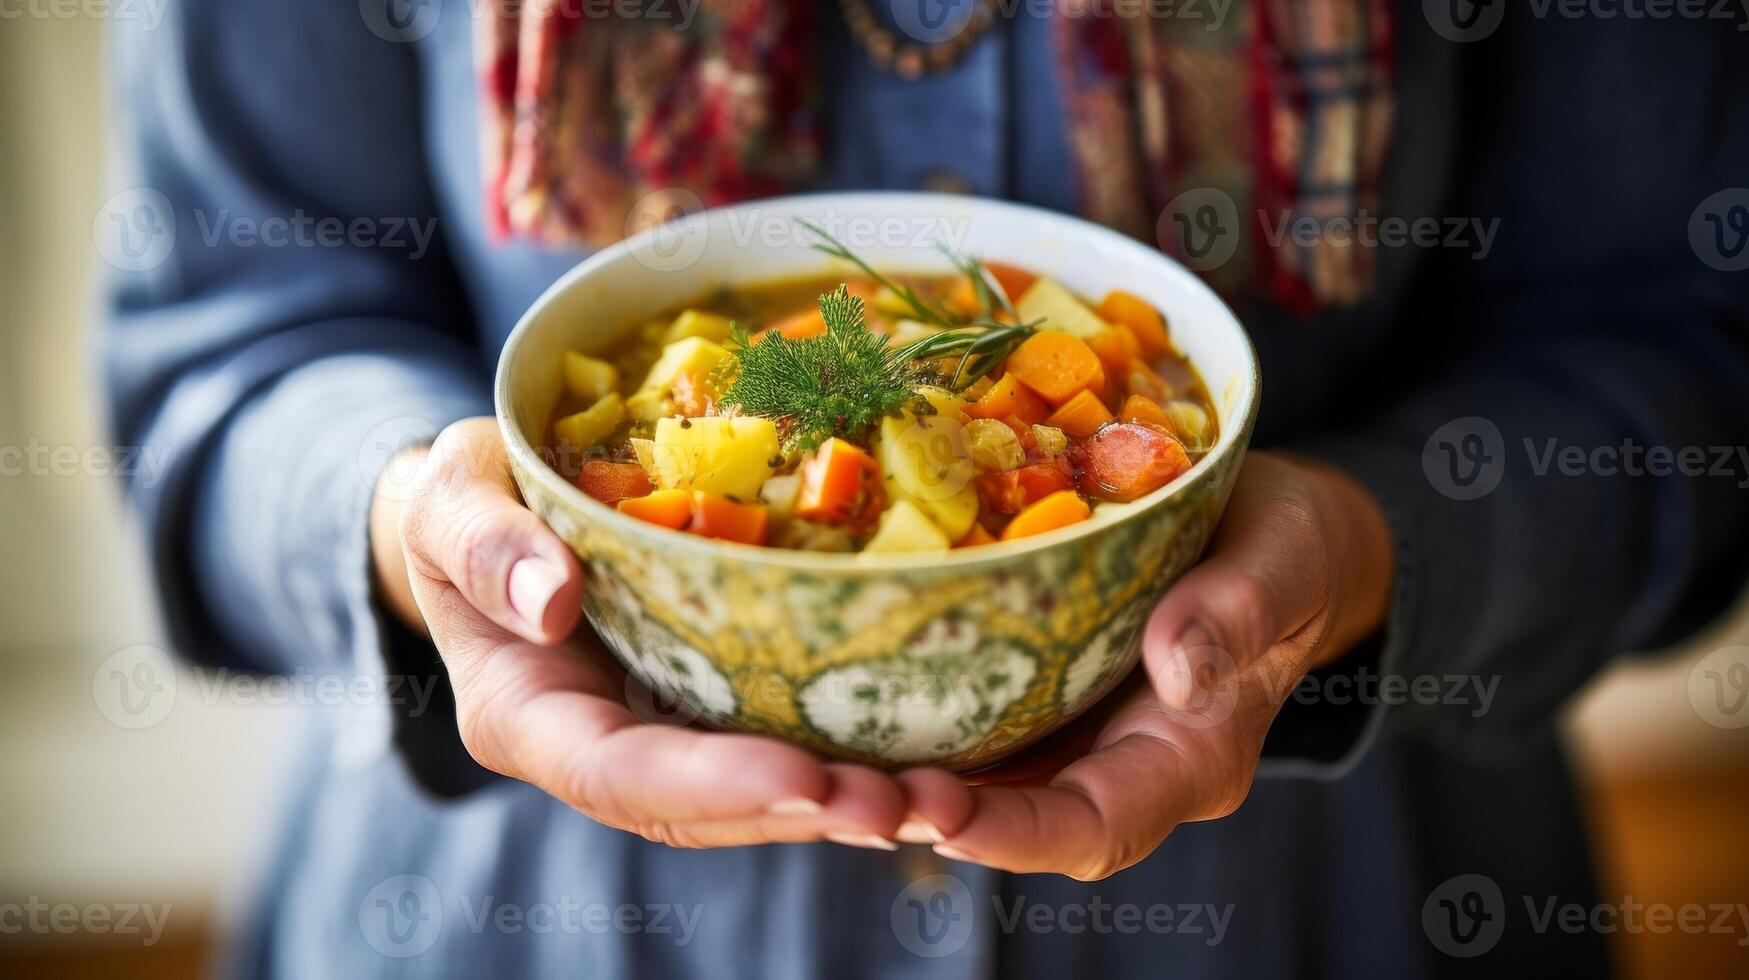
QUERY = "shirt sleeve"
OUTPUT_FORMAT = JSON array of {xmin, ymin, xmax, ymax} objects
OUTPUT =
[{"xmin": 102, "ymin": 1, "xmax": 494, "ymax": 788}]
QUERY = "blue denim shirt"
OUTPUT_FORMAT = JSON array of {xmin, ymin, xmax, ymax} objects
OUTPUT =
[{"xmin": 105, "ymin": 2, "xmax": 1749, "ymax": 977}]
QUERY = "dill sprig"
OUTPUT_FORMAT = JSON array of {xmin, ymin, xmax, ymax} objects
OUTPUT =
[{"xmin": 721, "ymin": 285, "xmax": 922, "ymax": 451}]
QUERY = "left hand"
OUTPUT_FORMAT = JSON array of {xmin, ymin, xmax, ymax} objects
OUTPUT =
[{"xmin": 896, "ymin": 452, "xmax": 1394, "ymax": 879}]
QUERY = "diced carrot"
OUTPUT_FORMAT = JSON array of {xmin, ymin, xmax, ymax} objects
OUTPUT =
[
  {"xmin": 1071, "ymin": 423, "xmax": 1192, "ymax": 502},
  {"xmin": 618, "ymin": 488, "xmax": 693, "ymax": 529},
  {"xmin": 956, "ymin": 522, "xmax": 998, "ymax": 548},
  {"xmin": 985, "ymin": 262, "xmax": 1038, "ymax": 303},
  {"xmin": 688, "ymin": 493, "xmax": 769, "ymax": 545},
  {"xmin": 578, "ymin": 461, "xmax": 655, "ymax": 506},
  {"xmin": 795, "ymin": 437, "xmax": 884, "ymax": 526},
  {"xmin": 668, "ymin": 369, "xmax": 714, "ymax": 417},
  {"xmin": 760, "ymin": 308, "xmax": 828, "ymax": 341},
  {"xmin": 962, "ymin": 373, "xmax": 1051, "ymax": 425},
  {"xmin": 1045, "ymin": 389, "xmax": 1114, "ymax": 439},
  {"xmin": 1005, "ymin": 332, "xmax": 1106, "ymax": 407},
  {"xmin": 1125, "ymin": 359, "xmax": 1173, "ymax": 404},
  {"xmin": 1119, "ymin": 394, "xmax": 1172, "ymax": 429},
  {"xmin": 1000, "ymin": 490, "xmax": 1091, "ymax": 541},
  {"xmin": 974, "ymin": 458, "xmax": 1074, "ymax": 515},
  {"xmin": 1096, "ymin": 290, "xmax": 1170, "ymax": 361},
  {"xmin": 1085, "ymin": 325, "xmax": 1140, "ymax": 378}
]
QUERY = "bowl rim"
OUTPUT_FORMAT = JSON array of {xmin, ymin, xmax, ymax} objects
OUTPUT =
[{"xmin": 495, "ymin": 190, "xmax": 1260, "ymax": 572}]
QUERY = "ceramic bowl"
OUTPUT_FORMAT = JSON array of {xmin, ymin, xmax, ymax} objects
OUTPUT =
[{"xmin": 496, "ymin": 192, "xmax": 1258, "ymax": 771}]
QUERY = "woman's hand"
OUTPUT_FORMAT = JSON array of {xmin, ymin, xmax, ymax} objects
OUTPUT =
[
  {"xmin": 369, "ymin": 417, "xmax": 972, "ymax": 849},
  {"xmin": 905, "ymin": 452, "xmax": 1394, "ymax": 879}
]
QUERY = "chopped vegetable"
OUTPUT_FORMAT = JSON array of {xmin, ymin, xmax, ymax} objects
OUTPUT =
[
  {"xmin": 664, "ymin": 310, "xmax": 735, "ymax": 344},
  {"xmin": 578, "ymin": 460, "xmax": 654, "ymax": 506},
  {"xmin": 975, "ymin": 459, "xmax": 1074, "ymax": 515},
  {"xmin": 649, "ymin": 416, "xmax": 780, "ymax": 500},
  {"xmin": 563, "ymin": 352, "xmax": 620, "ymax": 404},
  {"xmin": 689, "ymin": 493, "xmax": 769, "ymax": 545},
  {"xmin": 875, "ymin": 414, "xmax": 980, "ymax": 541},
  {"xmin": 618, "ymin": 488, "xmax": 694, "ymax": 529},
  {"xmin": 553, "ymin": 393, "xmax": 626, "ymax": 449},
  {"xmin": 1165, "ymin": 401, "xmax": 1214, "ymax": 451},
  {"xmin": 983, "ymin": 262, "xmax": 1038, "ymax": 305},
  {"xmin": 795, "ymin": 437, "xmax": 884, "ymax": 526},
  {"xmin": 1015, "ymin": 277, "xmax": 1110, "ymax": 340},
  {"xmin": 1126, "ymin": 361, "xmax": 1173, "ymax": 403},
  {"xmin": 1085, "ymin": 325, "xmax": 1141, "ymax": 378},
  {"xmin": 1005, "ymin": 331, "xmax": 1106, "ymax": 406},
  {"xmin": 956, "ymin": 521, "xmax": 998, "ymax": 547},
  {"xmin": 962, "ymin": 373, "xmax": 1051, "ymax": 425},
  {"xmin": 1096, "ymin": 290, "xmax": 1171, "ymax": 360},
  {"xmin": 1045, "ymin": 389, "xmax": 1114, "ymax": 439},
  {"xmin": 863, "ymin": 499, "xmax": 951, "ymax": 553},
  {"xmin": 642, "ymin": 336, "xmax": 731, "ymax": 392},
  {"xmin": 963, "ymin": 418, "xmax": 1026, "ymax": 472},
  {"xmin": 1000, "ymin": 490, "xmax": 1091, "ymax": 541},
  {"xmin": 1119, "ymin": 393, "xmax": 1172, "ymax": 430},
  {"xmin": 1030, "ymin": 424, "xmax": 1068, "ymax": 457},
  {"xmin": 1073, "ymin": 423, "xmax": 1192, "ymax": 502}
]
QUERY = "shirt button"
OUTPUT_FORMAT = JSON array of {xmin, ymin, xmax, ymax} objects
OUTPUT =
[{"xmin": 917, "ymin": 168, "xmax": 973, "ymax": 195}]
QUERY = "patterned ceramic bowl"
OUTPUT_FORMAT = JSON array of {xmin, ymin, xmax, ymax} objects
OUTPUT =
[{"xmin": 496, "ymin": 193, "xmax": 1258, "ymax": 771}]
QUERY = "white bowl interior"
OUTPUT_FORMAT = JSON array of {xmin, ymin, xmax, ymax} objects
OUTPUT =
[{"xmin": 500, "ymin": 193, "xmax": 1258, "ymax": 558}]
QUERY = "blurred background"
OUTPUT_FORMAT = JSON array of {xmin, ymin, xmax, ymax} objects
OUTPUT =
[{"xmin": 1, "ymin": 12, "xmax": 1745, "ymax": 980}]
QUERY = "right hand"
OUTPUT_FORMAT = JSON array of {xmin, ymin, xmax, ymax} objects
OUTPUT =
[{"xmin": 370, "ymin": 417, "xmax": 972, "ymax": 849}]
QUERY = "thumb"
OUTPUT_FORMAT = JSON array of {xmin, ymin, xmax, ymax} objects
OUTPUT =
[{"xmin": 402, "ymin": 418, "xmax": 584, "ymax": 644}]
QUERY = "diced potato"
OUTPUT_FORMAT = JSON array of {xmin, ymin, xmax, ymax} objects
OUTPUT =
[
  {"xmin": 1165, "ymin": 401, "xmax": 1213, "ymax": 451},
  {"xmin": 888, "ymin": 319, "xmax": 943, "ymax": 347},
  {"xmin": 1031, "ymin": 424, "xmax": 1069, "ymax": 457},
  {"xmin": 641, "ymin": 336, "xmax": 730, "ymax": 392},
  {"xmin": 916, "ymin": 385, "xmax": 967, "ymax": 418},
  {"xmin": 759, "ymin": 473, "xmax": 801, "ymax": 520},
  {"xmin": 629, "ymin": 437, "xmax": 657, "ymax": 472},
  {"xmin": 875, "ymin": 414, "xmax": 980, "ymax": 541},
  {"xmin": 963, "ymin": 418, "xmax": 1024, "ymax": 472},
  {"xmin": 663, "ymin": 310, "xmax": 734, "ymax": 344},
  {"xmin": 562, "ymin": 352, "xmax": 620, "ymax": 404},
  {"xmin": 625, "ymin": 387, "xmax": 673, "ymax": 422},
  {"xmin": 553, "ymin": 393, "xmax": 626, "ymax": 449},
  {"xmin": 649, "ymin": 416, "xmax": 779, "ymax": 501},
  {"xmin": 1015, "ymin": 277, "xmax": 1111, "ymax": 340},
  {"xmin": 862, "ymin": 499, "xmax": 951, "ymax": 554}
]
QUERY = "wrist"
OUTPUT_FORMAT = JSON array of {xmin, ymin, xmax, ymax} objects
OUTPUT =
[{"xmin": 369, "ymin": 445, "xmax": 431, "ymax": 636}]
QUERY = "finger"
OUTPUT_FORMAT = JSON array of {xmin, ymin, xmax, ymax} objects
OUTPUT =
[
  {"xmin": 892, "ymin": 768, "xmax": 976, "ymax": 845},
  {"xmin": 671, "ymin": 765, "xmax": 928, "ymax": 849},
  {"xmin": 935, "ymin": 732, "xmax": 1194, "ymax": 881},
  {"xmin": 402, "ymin": 417, "xmax": 583, "ymax": 644},
  {"xmin": 1142, "ymin": 486, "xmax": 1329, "ymax": 709}
]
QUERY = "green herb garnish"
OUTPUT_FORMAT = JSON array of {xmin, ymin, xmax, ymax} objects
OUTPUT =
[{"xmin": 721, "ymin": 285, "xmax": 923, "ymax": 451}]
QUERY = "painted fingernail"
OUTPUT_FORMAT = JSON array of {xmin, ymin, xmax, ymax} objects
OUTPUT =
[
  {"xmin": 932, "ymin": 844, "xmax": 975, "ymax": 863},
  {"xmin": 827, "ymin": 832, "xmax": 899, "ymax": 851},
  {"xmin": 767, "ymin": 797, "xmax": 823, "ymax": 816},
  {"xmin": 895, "ymin": 817, "xmax": 946, "ymax": 844},
  {"xmin": 508, "ymin": 557, "xmax": 565, "ymax": 634}
]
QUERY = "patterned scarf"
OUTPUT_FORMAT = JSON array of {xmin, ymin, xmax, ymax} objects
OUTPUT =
[{"xmin": 478, "ymin": 0, "xmax": 1394, "ymax": 311}]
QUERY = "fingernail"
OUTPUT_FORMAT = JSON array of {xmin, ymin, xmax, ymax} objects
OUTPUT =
[
  {"xmin": 1163, "ymin": 623, "xmax": 1218, "ymax": 708},
  {"xmin": 895, "ymin": 816, "xmax": 945, "ymax": 844},
  {"xmin": 508, "ymin": 557, "xmax": 565, "ymax": 634},
  {"xmin": 767, "ymin": 797, "xmax": 823, "ymax": 816},
  {"xmin": 932, "ymin": 844, "xmax": 975, "ymax": 863},
  {"xmin": 827, "ymin": 832, "xmax": 899, "ymax": 851}
]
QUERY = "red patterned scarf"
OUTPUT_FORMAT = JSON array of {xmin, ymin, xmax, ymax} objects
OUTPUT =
[{"xmin": 477, "ymin": 0, "xmax": 1394, "ymax": 311}]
